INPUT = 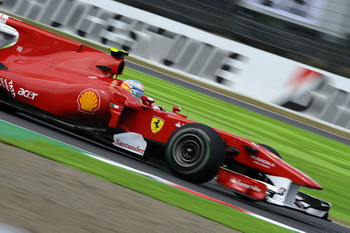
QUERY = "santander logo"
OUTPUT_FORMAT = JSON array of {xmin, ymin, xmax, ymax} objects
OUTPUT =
[
  {"xmin": 112, "ymin": 132, "xmax": 147, "ymax": 156},
  {"xmin": 114, "ymin": 139, "xmax": 145, "ymax": 154}
]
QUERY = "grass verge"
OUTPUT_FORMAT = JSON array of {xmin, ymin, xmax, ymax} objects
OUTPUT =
[{"xmin": 0, "ymin": 123, "xmax": 290, "ymax": 233}]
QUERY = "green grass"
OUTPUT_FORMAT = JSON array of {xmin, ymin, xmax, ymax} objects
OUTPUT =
[
  {"xmin": 1, "ymin": 10, "xmax": 349, "ymax": 228},
  {"xmin": 0, "ymin": 129, "xmax": 290, "ymax": 233},
  {"xmin": 121, "ymin": 68, "xmax": 350, "ymax": 225}
]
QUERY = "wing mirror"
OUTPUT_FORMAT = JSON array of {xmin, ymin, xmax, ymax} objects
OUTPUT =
[
  {"xmin": 172, "ymin": 105, "xmax": 182, "ymax": 113},
  {"xmin": 141, "ymin": 95, "xmax": 154, "ymax": 107}
]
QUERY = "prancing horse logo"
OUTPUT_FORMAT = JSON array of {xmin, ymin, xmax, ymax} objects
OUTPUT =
[{"xmin": 151, "ymin": 116, "xmax": 164, "ymax": 133}]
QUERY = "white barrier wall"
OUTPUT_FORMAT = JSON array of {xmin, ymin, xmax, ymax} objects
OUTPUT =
[
  {"xmin": 1, "ymin": 0, "xmax": 350, "ymax": 133},
  {"xmin": 239, "ymin": 0, "xmax": 350, "ymax": 39}
]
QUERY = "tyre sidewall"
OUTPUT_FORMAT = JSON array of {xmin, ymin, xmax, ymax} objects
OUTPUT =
[{"xmin": 166, "ymin": 123, "xmax": 225, "ymax": 183}]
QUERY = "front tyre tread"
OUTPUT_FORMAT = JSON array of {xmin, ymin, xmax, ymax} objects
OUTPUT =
[{"xmin": 166, "ymin": 123, "xmax": 225, "ymax": 183}]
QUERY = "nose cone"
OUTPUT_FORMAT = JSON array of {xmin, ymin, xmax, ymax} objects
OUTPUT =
[
  {"xmin": 270, "ymin": 157, "xmax": 322, "ymax": 189},
  {"xmin": 290, "ymin": 166, "xmax": 323, "ymax": 190},
  {"xmin": 257, "ymin": 145, "xmax": 323, "ymax": 189}
]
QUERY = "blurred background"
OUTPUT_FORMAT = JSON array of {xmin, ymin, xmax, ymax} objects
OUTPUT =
[{"xmin": 115, "ymin": 0, "xmax": 350, "ymax": 78}]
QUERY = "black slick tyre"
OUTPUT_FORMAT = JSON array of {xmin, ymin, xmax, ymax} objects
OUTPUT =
[{"xmin": 166, "ymin": 123, "xmax": 225, "ymax": 183}]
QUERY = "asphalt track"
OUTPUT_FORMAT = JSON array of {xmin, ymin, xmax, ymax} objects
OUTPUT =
[
  {"xmin": 1, "ymin": 110, "xmax": 349, "ymax": 233},
  {"xmin": 1, "ymin": 63, "xmax": 349, "ymax": 232}
]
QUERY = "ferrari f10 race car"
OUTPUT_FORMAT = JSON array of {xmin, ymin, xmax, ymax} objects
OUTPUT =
[{"xmin": 0, "ymin": 14, "xmax": 331, "ymax": 219}]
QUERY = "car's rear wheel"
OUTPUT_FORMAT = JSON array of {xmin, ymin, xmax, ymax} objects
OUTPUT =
[{"xmin": 166, "ymin": 123, "xmax": 225, "ymax": 183}]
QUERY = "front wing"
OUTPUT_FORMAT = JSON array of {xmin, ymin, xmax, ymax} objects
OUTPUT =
[{"xmin": 216, "ymin": 168, "xmax": 331, "ymax": 219}]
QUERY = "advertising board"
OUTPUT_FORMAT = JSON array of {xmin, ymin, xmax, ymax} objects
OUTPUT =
[{"xmin": 1, "ymin": 0, "xmax": 349, "ymax": 133}]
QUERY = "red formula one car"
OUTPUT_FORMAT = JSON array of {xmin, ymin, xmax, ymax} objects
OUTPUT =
[{"xmin": 0, "ymin": 14, "xmax": 330, "ymax": 219}]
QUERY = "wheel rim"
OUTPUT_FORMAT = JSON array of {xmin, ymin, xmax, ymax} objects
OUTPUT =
[{"xmin": 172, "ymin": 133, "xmax": 205, "ymax": 168}]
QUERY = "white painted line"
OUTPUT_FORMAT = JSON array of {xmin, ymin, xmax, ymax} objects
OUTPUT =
[
  {"xmin": 83, "ymin": 152, "xmax": 306, "ymax": 233},
  {"xmin": 1, "ymin": 120, "xmax": 306, "ymax": 232}
]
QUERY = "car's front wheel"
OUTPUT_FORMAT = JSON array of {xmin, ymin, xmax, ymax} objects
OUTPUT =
[{"xmin": 166, "ymin": 123, "xmax": 225, "ymax": 183}]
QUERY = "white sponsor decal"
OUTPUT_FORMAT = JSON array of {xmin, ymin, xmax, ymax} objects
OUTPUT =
[
  {"xmin": 175, "ymin": 122, "xmax": 184, "ymax": 127},
  {"xmin": 113, "ymin": 132, "xmax": 147, "ymax": 156},
  {"xmin": 0, "ymin": 14, "xmax": 9, "ymax": 24},
  {"xmin": 0, "ymin": 78, "xmax": 15, "ymax": 97},
  {"xmin": 250, "ymin": 155, "xmax": 275, "ymax": 168},
  {"xmin": 17, "ymin": 88, "xmax": 38, "ymax": 100},
  {"xmin": 277, "ymin": 187, "xmax": 287, "ymax": 195},
  {"xmin": 16, "ymin": 46, "xmax": 23, "ymax": 52},
  {"xmin": 231, "ymin": 178, "xmax": 262, "ymax": 192}
]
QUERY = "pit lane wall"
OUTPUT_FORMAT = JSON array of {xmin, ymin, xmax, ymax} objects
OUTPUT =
[{"xmin": 2, "ymin": 0, "xmax": 350, "ymax": 134}]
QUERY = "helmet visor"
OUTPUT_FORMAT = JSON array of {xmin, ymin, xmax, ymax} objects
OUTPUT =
[{"xmin": 131, "ymin": 88, "xmax": 144, "ymax": 98}]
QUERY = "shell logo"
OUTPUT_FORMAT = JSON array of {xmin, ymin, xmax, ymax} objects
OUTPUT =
[{"xmin": 77, "ymin": 89, "xmax": 100, "ymax": 114}]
